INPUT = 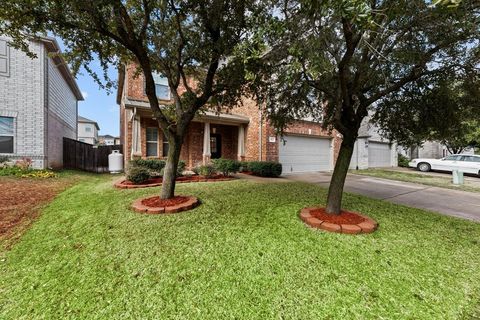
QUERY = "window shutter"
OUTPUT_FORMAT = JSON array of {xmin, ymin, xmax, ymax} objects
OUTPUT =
[{"xmin": 0, "ymin": 39, "xmax": 10, "ymax": 77}]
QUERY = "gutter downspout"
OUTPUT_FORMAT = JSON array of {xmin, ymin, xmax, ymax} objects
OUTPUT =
[
  {"xmin": 356, "ymin": 140, "xmax": 359, "ymax": 170},
  {"xmin": 259, "ymin": 109, "xmax": 263, "ymax": 161}
]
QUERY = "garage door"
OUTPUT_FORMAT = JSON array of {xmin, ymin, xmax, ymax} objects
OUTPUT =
[
  {"xmin": 279, "ymin": 135, "xmax": 332, "ymax": 173},
  {"xmin": 368, "ymin": 141, "xmax": 392, "ymax": 167}
]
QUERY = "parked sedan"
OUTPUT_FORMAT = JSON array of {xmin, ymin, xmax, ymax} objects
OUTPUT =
[{"xmin": 409, "ymin": 154, "xmax": 480, "ymax": 176}]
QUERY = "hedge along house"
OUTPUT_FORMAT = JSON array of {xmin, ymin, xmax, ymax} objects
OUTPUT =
[
  {"xmin": 117, "ymin": 63, "xmax": 342, "ymax": 173},
  {"xmin": 0, "ymin": 36, "xmax": 83, "ymax": 169}
]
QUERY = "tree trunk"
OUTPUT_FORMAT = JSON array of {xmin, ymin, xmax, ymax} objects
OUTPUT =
[
  {"xmin": 160, "ymin": 135, "xmax": 183, "ymax": 199},
  {"xmin": 325, "ymin": 136, "xmax": 356, "ymax": 215}
]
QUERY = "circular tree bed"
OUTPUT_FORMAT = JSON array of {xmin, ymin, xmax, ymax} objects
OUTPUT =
[
  {"xmin": 115, "ymin": 175, "xmax": 235, "ymax": 189},
  {"xmin": 299, "ymin": 207, "xmax": 378, "ymax": 234},
  {"xmin": 132, "ymin": 195, "xmax": 200, "ymax": 214}
]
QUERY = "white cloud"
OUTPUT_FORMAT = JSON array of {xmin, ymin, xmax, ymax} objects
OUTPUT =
[{"xmin": 81, "ymin": 91, "xmax": 88, "ymax": 99}]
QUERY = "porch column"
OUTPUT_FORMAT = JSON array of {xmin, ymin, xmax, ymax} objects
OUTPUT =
[
  {"xmin": 131, "ymin": 115, "xmax": 142, "ymax": 159},
  {"xmin": 238, "ymin": 125, "xmax": 245, "ymax": 161},
  {"xmin": 202, "ymin": 122, "xmax": 211, "ymax": 164}
]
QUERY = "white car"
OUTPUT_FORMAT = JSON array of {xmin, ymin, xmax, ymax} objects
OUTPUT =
[{"xmin": 409, "ymin": 154, "xmax": 480, "ymax": 176}]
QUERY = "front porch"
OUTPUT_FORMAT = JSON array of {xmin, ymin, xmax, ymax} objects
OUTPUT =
[{"xmin": 127, "ymin": 108, "xmax": 249, "ymax": 168}]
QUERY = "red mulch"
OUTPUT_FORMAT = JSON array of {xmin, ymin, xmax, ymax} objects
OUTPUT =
[
  {"xmin": 0, "ymin": 176, "xmax": 75, "ymax": 249},
  {"xmin": 310, "ymin": 208, "xmax": 366, "ymax": 225},
  {"xmin": 123, "ymin": 174, "xmax": 231, "ymax": 185},
  {"xmin": 141, "ymin": 196, "xmax": 190, "ymax": 207}
]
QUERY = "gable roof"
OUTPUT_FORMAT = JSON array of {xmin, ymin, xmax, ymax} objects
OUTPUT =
[
  {"xmin": 99, "ymin": 134, "xmax": 117, "ymax": 139},
  {"xmin": 78, "ymin": 116, "xmax": 100, "ymax": 130}
]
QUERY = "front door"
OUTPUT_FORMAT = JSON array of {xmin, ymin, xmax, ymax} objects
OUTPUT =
[{"xmin": 210, "ymin": 134, "xmax": 222, "ymax": 159}]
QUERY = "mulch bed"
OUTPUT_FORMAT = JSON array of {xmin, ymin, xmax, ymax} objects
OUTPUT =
[
  {"xmin": 0, "ymin": 176, "xmax": 75, "ymax": 249},
  {"xmin": 299, "ymin": 207, "xmax": 378, "ymax": 234},
  {"xmin": 132, "ymin": 195, "xmax": 200, "ymax": 214},
  {"xmin": 115, "ymin": 174, "xmax": 234, "ymax": 189},
  {"xmin": 142, "ymin": 196, "xmax": 189, "ymax": 207}
]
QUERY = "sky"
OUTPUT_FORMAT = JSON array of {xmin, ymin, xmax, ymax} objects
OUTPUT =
[
  {"xmin": 57, "ymin": 38, "xmax": 119, "ymax": 137},
  {"xmin": 76, "ymin": 65, "xmax": 119, "ymax": 137}
]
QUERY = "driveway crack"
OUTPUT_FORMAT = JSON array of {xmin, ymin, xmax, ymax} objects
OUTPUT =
[{"xmin": 381, "ymin": 187, "xmax": 432, "ymax": 200}]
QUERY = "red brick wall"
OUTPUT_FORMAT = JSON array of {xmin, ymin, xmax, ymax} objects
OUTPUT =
[
  {"xmin": 125, "ymin": 63, "xmax": 196, "ymax": 103},
  {"xmin": 120, "ymin": 63, "xmax": 342, "ymax": 167}
]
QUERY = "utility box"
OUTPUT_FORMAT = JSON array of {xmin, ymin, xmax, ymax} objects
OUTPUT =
[{"xmin": 452, "ymin": 170, "xmax": 464, "ymax": 185}]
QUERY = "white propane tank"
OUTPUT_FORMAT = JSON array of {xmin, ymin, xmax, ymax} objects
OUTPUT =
[{"xmin": 108, "ymin": 150, "xmax": 124, "ymax": 173}]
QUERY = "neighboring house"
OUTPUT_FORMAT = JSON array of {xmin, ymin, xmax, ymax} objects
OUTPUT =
[
  {"xmin": 99, "ymin": 134, "xmax": 120, "ymax": 146},
  {"xmin": 117, "ymin": 64, "xmax": 343, "ymax": 174},
  {"xmin": 77, "ymin": 116, "xmax": 100, "ymax": 145},
  {"xmin": 398, "ymin": 142, "xmax": 474, "ymax": 159},
  {"xmin": 0, "ymin": 36, "xmax": 83, "ymax": 169},
  {"xmin": 349, "ymin": 116, "xmax": 398, "ymax": 170}
]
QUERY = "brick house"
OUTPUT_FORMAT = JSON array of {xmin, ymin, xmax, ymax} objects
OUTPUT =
[
  {"xmin": 117, "ymin": 63, "xmax": 343, "ymax": 173},
  {"xmin": 0, "ymin": 36, "xmax": 83, "ymax": 169}
]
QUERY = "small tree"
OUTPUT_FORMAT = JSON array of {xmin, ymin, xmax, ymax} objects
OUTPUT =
[
  {"xmin": 374, "ymin": 75, "xmax": 480, "ymax": 155},
  {"xmin": 249, "ymin": 0, "xmax": 480, "ymax": 214},
  {"xmin": 0, "ymin": 0, "xmax": 260, "ymax": 199}
]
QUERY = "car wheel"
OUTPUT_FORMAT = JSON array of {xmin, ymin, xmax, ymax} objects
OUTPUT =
[{"xmin": 417, "ymin": 162, "xmax": 431, "ymax": 172}]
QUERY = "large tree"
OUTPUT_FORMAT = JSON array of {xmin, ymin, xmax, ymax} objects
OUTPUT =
[
  {"xmin": 249, "ymin": 0, "xmax": 480, "ymax": 214},
  {"xmin": 0, "ymin": 0, "xmax": 259, "ymax": 199},
  {"xmin": 374, "ymin": 75, "xmax": 480, "ymax": 155}
]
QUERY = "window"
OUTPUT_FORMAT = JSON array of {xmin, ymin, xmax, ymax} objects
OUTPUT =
[
  {"xmin": 145, "ymin": 72, "xmax": 170, "ymax": 100},
  {"xmin": 0, "ymin": 39, "xmax": 9, "ymax": 77},
  {"xmin": 85, "ymin": 126, "xmax": 92, "ymax": 132},
  {"xmin": 462, "ymin": 156, "xmax": 480, "ymax": 162},
  {"xmin": 146, "ymin": 127, "xmax": 158, "ymax": 157},
  {"xmin": 162, "ymin": 134, "xmax": 169, "ymax": 157},
  {"xmin": 444, "ymin": 155, "xmax": 461, "ymax": 161},
  {"xmin": 0, "ymin": 116, "xmax": 14, "ymax": 153}
]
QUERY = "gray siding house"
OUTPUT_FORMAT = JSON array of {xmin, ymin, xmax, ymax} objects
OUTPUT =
[{"xmin": 0, "ymin": 36, "xmax": 83, "ymax": 169}]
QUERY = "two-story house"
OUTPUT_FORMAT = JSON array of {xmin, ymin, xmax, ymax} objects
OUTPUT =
[
  {"xmin": 77, "ymin": 116, "xmax": 100, "ymax": 145},
  {"xmin": 0, "ymin": 36, "xmax": 83, "ymax": 169},
  {"xmin": 98, "ymin": 134, "xmax": 120, "ymax": 146},
  {"xmin": 117, "ymin": 64, "xmax": 343, "ymax": 173}
]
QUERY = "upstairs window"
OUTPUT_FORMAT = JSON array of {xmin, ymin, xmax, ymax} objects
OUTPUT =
[
  {"xmin": 85, "ymin": 126, "xmax": 92, "ymax": 132},
  {"xmin": 145, "ymin": 73, "xmax": 170, "ymax": 100},
  {"xmin": 146, "ymin": 127, "xmax": 158, "ymax": 157},
  {"xmin": 0, "ymin": 116, "xmax": 14, "ymax": 153},
  {"xmin": 0, "ymin": 39, "xmax": 10, "ymax": 77}
]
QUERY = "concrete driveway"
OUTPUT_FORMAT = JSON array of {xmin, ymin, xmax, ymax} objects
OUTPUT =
[{"xmin": 285, "ymin": 172, "xmax": 480, "ymax": 222}]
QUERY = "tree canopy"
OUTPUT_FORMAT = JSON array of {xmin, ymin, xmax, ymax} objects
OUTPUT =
[
  {"xmin": 248, "ymin": 0, "xmax": 480, "ymax": 213},
  {"xmin": 0, "ymin": 0, "xmax": 263, "ymax": 198},
  {"xmin": 374, "ymin": 74, "xmax": 480, "ymax": 154}
]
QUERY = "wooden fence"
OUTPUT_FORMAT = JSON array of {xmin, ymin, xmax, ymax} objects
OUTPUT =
[{"xmin": 63, "ymin": 137, "xmax": 123, "ymax": 173}]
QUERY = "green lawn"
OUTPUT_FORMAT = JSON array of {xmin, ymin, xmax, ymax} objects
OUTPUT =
[
  {"xmin": 352, "ymin": 168, "xmax": 480, "ymax": 193},
  {"xmin": 1, "ymin": 175, "xmax": 480, "ymax": 319}
]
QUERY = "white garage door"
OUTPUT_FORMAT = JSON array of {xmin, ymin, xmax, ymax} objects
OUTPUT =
[
  {"xmin": 368, "ymin": 141, "xmax": 392, "ymax": 167},
  {"xmin": 279, "ymin": 135, "xmax": 332, "ymax": 174}
]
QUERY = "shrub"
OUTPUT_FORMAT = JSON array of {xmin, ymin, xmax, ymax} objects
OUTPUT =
[
  {"xmin": 247, "ymin": 161, "xmax": 282, "ymax": 177},
  {"xmin": 194, "ymin": 164, "xmax": 216, "ymax": 178},
  {"xmin": 398, "ymin": 153, "xmax": 410, "ymax": 168},
  {"xmin": 0, "ymin": 156, "xmax": 9, "ymax": 163},
  {"xmin": 15, "ymin": 158, "xmax": 33, "ymax": 170},
  {"xmin": 129, "ymin": 159, "xmax": 166, "ymax": 172},
  {"xmin": 177, "ymin": 160, "xmax": 186, "ymax": 176},
  {"xmin": 212, "ymin": 158, "xmax": 241, "ymax": 176},
  {"xmin": 126, "ymin": 166, "xmax": 150, "ymax": 184},
  {"xmin": 239, "ymin": 161, "xmax": 250, "ymax": 172}
]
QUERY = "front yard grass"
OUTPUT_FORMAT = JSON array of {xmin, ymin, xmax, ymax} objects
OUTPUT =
[
  {"xmin": 352, "ymin": 168, "xmax": 480, "ymax": 193},
  {"xmin": 1, "ymin": 176, "xmax": 480, "ymax": 319}
]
